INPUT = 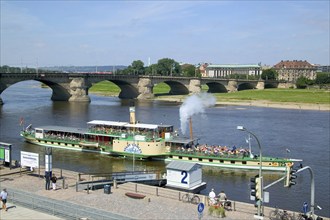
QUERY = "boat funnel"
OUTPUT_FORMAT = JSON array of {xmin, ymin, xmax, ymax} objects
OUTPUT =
[{"xmin": 129, "ymin": 106, "xmax": 136, "ymax": 124}]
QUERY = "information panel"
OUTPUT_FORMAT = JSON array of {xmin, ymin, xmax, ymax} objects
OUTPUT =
[
  {"xmin": 0, "ymin": 142, "xmax": 12, "ymax": 165},
  {"xmin": 21, "ymin": 151, "xmax": 39, "ymax": 168}
]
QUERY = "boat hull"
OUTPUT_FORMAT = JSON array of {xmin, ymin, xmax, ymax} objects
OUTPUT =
[
  {"xmin": 20, "ymin": 134, "xmax": 299, "ymax": 172},
  {"xmin": 164, "ymin": 152, "xmax": 298, "ymax": 172},
  {"xmin": 21, "ymin": 134, "xmax": 111, "ymax": 155},
  {"xmin": 165, "ymin": 158, "xmax": 286, "ymax": 171}
]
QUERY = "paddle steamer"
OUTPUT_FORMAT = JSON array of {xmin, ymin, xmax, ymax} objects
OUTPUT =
[{"xmin": 20, "ymin": 107, "xmax": 301, "ymax": 171}]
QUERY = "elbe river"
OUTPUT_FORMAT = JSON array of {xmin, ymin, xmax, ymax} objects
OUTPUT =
[{"xmin": 0, "ymin": 81, "xmax": 329, "ymax": 217}]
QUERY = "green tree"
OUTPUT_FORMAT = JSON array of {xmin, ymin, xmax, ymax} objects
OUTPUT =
[
  {"xmin": 261, "ymin": 69, "xmax": 278, "ymax": 80},
  {"xmin": 131, "ymin": 60, "xmax": 145, "ymax": 75},
  {"xmin": 181, "ymin": 64, "xmax": 196, "ymax": 77},
  {"xmin": 145, "ymin": 64, "xmax": 158, "ymax": 75},
  {"xmin": 296, "ymin": 76, "xmax": 313, "ymax": 89},
  {"xmin": 157, "ymin": 58, "xmax": 180, "ymax": 76},
  {"xmin": 315, "ymin": 72, "xmax": 330, "ymax": 85}
]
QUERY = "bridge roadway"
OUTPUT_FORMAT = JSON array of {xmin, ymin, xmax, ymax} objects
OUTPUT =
[{"xmin": 0, "ymin": 72, "xmax": 290, "ymax": 104}]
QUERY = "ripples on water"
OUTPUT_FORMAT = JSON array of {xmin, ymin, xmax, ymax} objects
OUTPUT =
[{"xmin": 0, "ymin": 81, "xmax": 329, "ymax": 217}]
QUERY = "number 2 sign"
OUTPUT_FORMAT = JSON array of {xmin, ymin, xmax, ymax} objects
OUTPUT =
[{"xmin": 181, "ymin": 170, "xmax": 188, "ymax": 184}]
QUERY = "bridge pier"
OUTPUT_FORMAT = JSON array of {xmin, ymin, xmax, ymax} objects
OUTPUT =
[
  {"xmin": 68, "ymin": 78, "xmax": 91, "ymax": 102},
  {"xmin": 256, "ymin": 81, "xmax": 265, "ymax": 90},
  {"xmin": 137, "ymin": 78, "xmax": 154, "ymax": 99},
  {"xmin": 188, "ymin": 79, "xmax": 201, "ymax": 94},
  {"xmin": 227, "ymin": 80, "xmax": 238, "ymax": 92}
]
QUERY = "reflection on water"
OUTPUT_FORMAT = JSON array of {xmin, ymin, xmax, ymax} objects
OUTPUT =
[{"xmin": 0, "ymin": 81, "xmax": 329, "ymax": 217}]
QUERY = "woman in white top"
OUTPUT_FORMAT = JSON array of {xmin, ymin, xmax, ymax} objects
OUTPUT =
[{"xmin": 0, "ymin": 188, "xmax": 8, "ymax": 211}]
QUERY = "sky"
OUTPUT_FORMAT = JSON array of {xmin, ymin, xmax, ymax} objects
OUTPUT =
[{"xmin": 1, "ymin": 0, "xmax": 329, "ymax": 67}]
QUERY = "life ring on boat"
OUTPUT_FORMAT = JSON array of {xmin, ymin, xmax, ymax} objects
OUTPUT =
[{"xmin": 272, "ymin": 162, "xmax": 279, "ymax": 166}]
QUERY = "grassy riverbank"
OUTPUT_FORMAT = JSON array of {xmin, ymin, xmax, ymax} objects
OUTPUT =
[{"xmin": 89, "ymin": 81, "xmax": 330, "ymax": 105}]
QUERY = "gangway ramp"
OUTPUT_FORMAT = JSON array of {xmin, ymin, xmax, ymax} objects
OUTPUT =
[{"xmin": 76, "ymin": 170, "xmax": 166, "ymax": 192}]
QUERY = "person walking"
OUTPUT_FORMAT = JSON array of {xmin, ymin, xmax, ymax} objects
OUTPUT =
[
  {"xmin": 51, "ymin": 174, "xmax": 57, "ymax": 190},
  {"xmin": 0, "ymin": 188, "xmax": 8, "ymax": 211}
]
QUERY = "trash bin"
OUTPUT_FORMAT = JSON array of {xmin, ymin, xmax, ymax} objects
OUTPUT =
[{"xmin": 104, "ymin": 184, "xmax": 111, "ymax": 194}]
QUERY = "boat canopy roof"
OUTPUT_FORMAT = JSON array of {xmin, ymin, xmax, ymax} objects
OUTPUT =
[
  {"xmin": 88, "ymin": 120, "xmax": 127, "ymax": 127},
  {"xmin": 87, "ymin": 120, "xmax": 159, "ymax": 130},
  {"xmin": 166, "ymin": 137, "xmax": 197, "ymax": 145},
  {"xmin": 35, "ymin": 126, "xmax": 88, "ymax": 134}
]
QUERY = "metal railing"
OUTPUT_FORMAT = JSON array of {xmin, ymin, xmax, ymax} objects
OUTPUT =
[{"xmin": 6, "ymin": 187, "xmax": 132, "ymax": 220}]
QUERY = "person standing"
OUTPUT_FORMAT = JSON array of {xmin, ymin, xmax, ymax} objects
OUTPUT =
[
  {"xmin": 0, "ymin": 188, "xmax": 8, "ymax": 211},
  {"xmin": 208, "ymin": 188, "xmax": 216, "ymax": 205},
  {"xmin": 45, "ymin": 172, "xmax": 51, "ymax": 190},
  {"xmin": 218, "ymin": 190, "xmax": 227, "ymax": 202},
  {"xmin": 51, "ymin": 174, "xmax": 57, "ymax": 191},
  {"xmin": 218, "ymin": 190, "xmax": 231, "ymax": 210}
]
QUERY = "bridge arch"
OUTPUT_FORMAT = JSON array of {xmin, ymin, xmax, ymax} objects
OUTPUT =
[
  {"xmin": 237, "ymin": 82, "xmax": 256, "ymax": 91},
  {"xmin": 39, "ymin": 79, "xmax": 71, "ymax": 101},
  {"xmin": 205, "ymin": 82, "xmax": 228, "ymax": 93},
  {"xmin": 264, "ymin": 83, "xmax": 278, "ymax": 89},
  {"xmin": 113, "ymin": 80, "xmax": 139, "ymax": 99},
  {"xmin": 163, "ymin": 80, "xmax": 189, "ymax": 95},
  {"xmin": 0, "ymin": 79, "xmax": 70, "ymax": 102},
  {"xmin": 96, "ymin": 80, "xmax": 139, "ymax": 99}
]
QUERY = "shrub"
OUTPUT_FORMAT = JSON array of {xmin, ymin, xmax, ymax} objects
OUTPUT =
[{"xmin": 296, "ymin": 76, "xmax": 313, "ymax": 89}]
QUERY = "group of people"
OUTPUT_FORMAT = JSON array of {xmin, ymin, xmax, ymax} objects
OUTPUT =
[
  {"xmin": 45, "ymin": 173, "xmax": 58, "ymax": 190},
  {"xmin": 208, "ymin": 188, "xmax": 232, "ymax": 210},
  {"xmin": 175, "ymin": 144, "xmax": 251, "ymax": 158}
]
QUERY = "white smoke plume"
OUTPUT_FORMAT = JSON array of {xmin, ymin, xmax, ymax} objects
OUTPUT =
[{"xmin": 179, "ymin": 93, "xmax": 216, "ymax": 135}]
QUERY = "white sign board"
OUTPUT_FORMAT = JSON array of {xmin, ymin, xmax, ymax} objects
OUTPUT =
[
  {"xmin": 264, "ymin": 191, "xmax": 269, "ymax": 203},
  {"xmin": 45, "ymin": 154, "xmax": 52, "ymax": 172},
  {"xmin": 21, "ymin": 151, "xmax": 39, "ymax": 168},
  {"xmin": 5, "ymin": 149, "xmax": 10, "ymax": 162}
]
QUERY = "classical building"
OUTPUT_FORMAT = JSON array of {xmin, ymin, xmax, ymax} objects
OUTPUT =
[
  {"xmin": 205, "ymin": 64, "xmax": 262, "ymax": 78},
  {"xmin": 273, "ymin": 60, "xmax": 317, "ymax": 82}
]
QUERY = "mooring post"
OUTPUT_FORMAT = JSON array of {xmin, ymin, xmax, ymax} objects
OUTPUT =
[{"xmin": 62, "ymin": 178, "xmax": 65, "ymax": 189}]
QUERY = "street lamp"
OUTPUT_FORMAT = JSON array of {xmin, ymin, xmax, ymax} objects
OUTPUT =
[{"xmin": 237, "ymin": 126, "xmax": 263, "ymax": 217}]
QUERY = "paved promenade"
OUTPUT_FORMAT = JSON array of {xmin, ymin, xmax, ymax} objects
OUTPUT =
[
  {"xmin": 1, "ymin": 202, "xmax": 62, "ymax": 219},
  {"xmin": 0, "ymin": 166, "xmax": 328, "ymax": 220}
]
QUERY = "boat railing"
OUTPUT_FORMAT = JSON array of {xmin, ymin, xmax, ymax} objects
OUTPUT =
[
  {"xmin": 170, "ymin": 149, "xmax": 250, "ymax": 159},
  {"xmin": 43, "ymin": 134, "xmax": 81, "ymax": 143},
  {"xmin": 88, "ymin": 129, "xmax": 156, "ymax": 140}
]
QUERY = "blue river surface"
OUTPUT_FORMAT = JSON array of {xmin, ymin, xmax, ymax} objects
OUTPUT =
[{"xmin": 0, "ymin": 81, "xmax": 329, "ymax": 217}]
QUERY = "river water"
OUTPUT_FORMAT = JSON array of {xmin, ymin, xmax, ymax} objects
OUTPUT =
[{"xmin": 0, "ymin": 81, "xmax": 329, "ymax": 217}]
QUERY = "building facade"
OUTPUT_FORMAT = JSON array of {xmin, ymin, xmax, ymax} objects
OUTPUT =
[
  {"xmin": 273, "ymin": 60, "xmax": 317, "ymax": 82},
  {"xmin": 205, "ymin": 64, "xmax": 262, "ymax": 78},
  {"xmin": 316, "ymin": 65, "xmax": 330, "ymax": 73}
]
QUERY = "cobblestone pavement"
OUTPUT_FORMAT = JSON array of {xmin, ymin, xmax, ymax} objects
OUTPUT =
[{"xmin": 1, "ymin": 166, "xmax": 328, "ymax": 220}]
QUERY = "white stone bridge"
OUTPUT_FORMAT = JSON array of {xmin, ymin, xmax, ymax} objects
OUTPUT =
[{"xmin": 0, "ymin": 72, "xmax": 287, "ymax": 104}]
